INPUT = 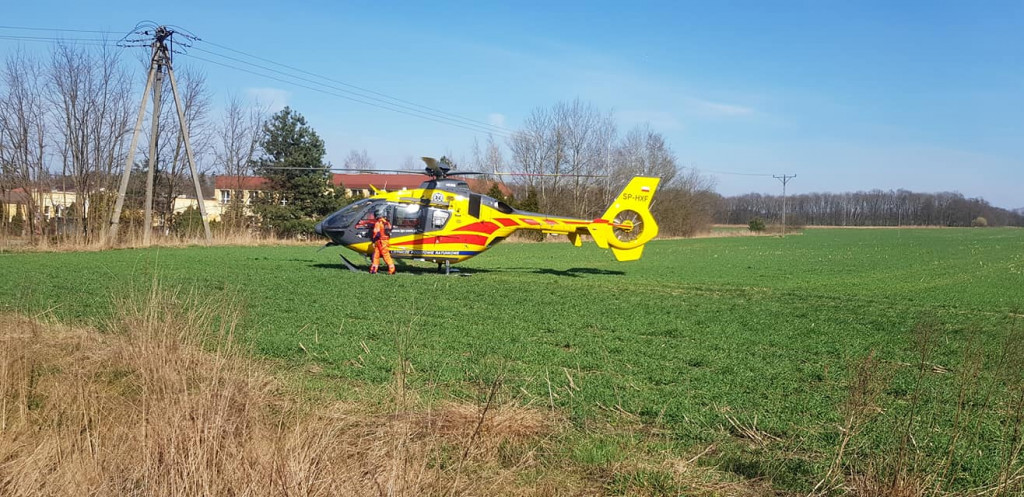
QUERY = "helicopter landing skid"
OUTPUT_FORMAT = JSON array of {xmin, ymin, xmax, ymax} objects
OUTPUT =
[
  {"xmin": 437, "ymin": 260, "xmax": 461, "ymax": 275},
  {"xmin": 339, "ymin": 253, "xmax": 362, "ymax": 273}
]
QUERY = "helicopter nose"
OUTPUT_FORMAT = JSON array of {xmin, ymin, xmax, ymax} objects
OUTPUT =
[{"xmin": 314, "ymin": 221, "xmax": 324, "ymax": 236}]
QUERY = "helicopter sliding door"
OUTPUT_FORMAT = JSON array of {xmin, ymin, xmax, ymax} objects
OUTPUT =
[{"xmin": 390, "ymin": 203, "xmax": 426, "ymax": 237}]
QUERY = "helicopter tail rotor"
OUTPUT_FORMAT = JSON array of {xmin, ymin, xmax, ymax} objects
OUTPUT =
[{"xmin": 588, "ymin": 177, "xmax": 661, "ymax": 261}]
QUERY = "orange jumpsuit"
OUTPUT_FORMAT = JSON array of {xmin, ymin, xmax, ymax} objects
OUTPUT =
[{"xmin": 370, "ymin": 217, "xmax": 395, "ymax": 274}]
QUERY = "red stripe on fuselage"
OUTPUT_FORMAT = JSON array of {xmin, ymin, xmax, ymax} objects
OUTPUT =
[
  {"xmin": 521, "ymin": 218, "xmax": 540, "ymax": 226},
  {"xmin": 391, "ymin": 234, "xmax": 489, "ymax": 247},
  {"xmin": 454, "ymin": 221, "xmax": 500, "ymax": 234},
  {"xmin": 495, "ymin": 217, "xmax": 519, "ymax": 227}
]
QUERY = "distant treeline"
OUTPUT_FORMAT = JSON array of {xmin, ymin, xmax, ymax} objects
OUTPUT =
[{"xmin": 716, "ymin": 190, "xmax": 1024, "ymax": 227}]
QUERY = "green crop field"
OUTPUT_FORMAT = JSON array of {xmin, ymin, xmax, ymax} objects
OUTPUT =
[{"xmin": 3, "ymin": 228, "xmax": 1023, "ymax": 493}]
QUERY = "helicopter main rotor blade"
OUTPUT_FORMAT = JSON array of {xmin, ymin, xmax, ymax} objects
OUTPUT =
[
  {"xmin": 263, "ymin": 166, "xmax": 416, "ymax": 174},
  {"xmin": 485, "ymin": 172, "xmax": 608, "ymax": 178},
  {"xmin": 421, "ymin": 157, "xmax": 441, "ymax": 173},
  {"xmin": 259, "ymin": 165, "xmax": 606, "ymax": 178}
]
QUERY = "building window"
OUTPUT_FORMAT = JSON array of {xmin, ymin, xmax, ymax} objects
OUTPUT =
[
  {"xmin": 248, "ymin": 191, "xmax": 257, "ymax": 204},
  {"xmin": 220, "ymin": 190, "xmax": 231, "ymax": 204}
]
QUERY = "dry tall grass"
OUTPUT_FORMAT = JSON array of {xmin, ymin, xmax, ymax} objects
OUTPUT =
[
  {"xmin": 1, "ymin": 281, "xmax": 775, "ymax": 496},
  {"xmin": 0, "ymin": 285, "xmax": 567, "ymax": 496},
  {"xmin": 0, "ymin": 229, "xmax": 319, "ymax": 253}
]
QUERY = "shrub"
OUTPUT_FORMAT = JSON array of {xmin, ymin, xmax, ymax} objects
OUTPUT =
[
  {"xmin": 9, "ymin": 206, "xmax": 25, "ymax": 235},
  {"xmin": 748, "ymin": 217, "xmax": 766, "ymax": 232},
  {"xmin": 971, "ymin": 216, "xmax": 988, "ymax": 227}
]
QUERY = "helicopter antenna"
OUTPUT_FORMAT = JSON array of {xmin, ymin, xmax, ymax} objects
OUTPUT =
[{"xmin": 109, "ymin": 23, "xmax": 211, "ymax": 245}]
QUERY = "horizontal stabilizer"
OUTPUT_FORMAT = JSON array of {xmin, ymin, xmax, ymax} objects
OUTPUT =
[{"xmin": 611, "ymin": 246, "xmax": 644, "ymax": 261}]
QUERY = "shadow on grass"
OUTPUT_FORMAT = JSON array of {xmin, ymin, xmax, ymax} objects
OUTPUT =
[
  {"xmin": 531, "ymin": 267, "xmax": 626, "ymax": 277},
  {"xmin": 311, "ymin": 262, "xmax": 625, "ymax": 278}
]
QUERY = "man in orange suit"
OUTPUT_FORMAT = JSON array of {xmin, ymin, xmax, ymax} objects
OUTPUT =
[{"xmin": 370, "ymin": 210, "xmax": 395, "ymax": 275}]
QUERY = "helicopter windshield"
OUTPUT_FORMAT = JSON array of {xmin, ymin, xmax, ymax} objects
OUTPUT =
[{"xmin": 324, "ymin": 198, "xmax": 375, "ymax": 228}]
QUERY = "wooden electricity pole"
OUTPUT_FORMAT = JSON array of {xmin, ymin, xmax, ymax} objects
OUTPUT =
[
  {"xmin": 773, "ymin": 174, "xmax": 796, "ymax": 237},
  {"xmin": 110, "ymin": 25, "xmax": 211, "ymax": 245}
]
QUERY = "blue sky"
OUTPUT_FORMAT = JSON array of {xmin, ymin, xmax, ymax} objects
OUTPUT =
[{"xmin": 2, "ymin": 0, "xmax": 1022, "ymax": 208}]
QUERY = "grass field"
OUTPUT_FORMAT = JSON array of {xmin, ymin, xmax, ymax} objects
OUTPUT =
[{"xmin": 2, "ymin": 228, "xmax": 1023, "ymax": 494}]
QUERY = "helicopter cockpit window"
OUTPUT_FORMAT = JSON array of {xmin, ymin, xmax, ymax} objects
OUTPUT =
[
  {"xmin": 356, "ymin": 211, "xmax": 375, "ymax": 228},
  {"xmin": 354, "ymin": 199, "xmax": 387, "ymax": 228}
]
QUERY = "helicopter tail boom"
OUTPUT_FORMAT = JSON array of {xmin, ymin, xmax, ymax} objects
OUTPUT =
[{"xmin": 588, "ymin": 176, "xmax": 661, "ymax": 261}]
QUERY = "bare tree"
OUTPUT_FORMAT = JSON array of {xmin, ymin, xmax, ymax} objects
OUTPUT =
[
  {"xmin": 401, "ymin": 156, "xmax": 422, "ymax": 170},
  {"xmin": 214, "ymin": 94, "xmax": 266, "ymax": 230},
  {"xmin": 553, "ymin": 99, "xmax": 615, "ymax": 216},
  {"xmin": 216, "ymin": 94, "xmax": 266, "ymax": 179},
  {"xmin": 484, "ymin": 134, "xmax": 504, "ymax": 173},
  {"xmin": 507, "ymin": 100, "xmax": 615, "ymax": 216},
  {"xmin": 508, "ymin": 106, "xmax": 552, "ymax": 192},
  {"xmin": 717, "ymin": 189, "xmax": 1023, "ymax": 227},
  {"xmin": 0, "ymin": 49, "xmax": 49, "ymax": 242},
  {"xmin": 652, "ymin": 167, "xmax": 718, "ymax": 236},
  {"xmin": 47, "ymin": 41, "xmax": 134, "ymax": 242},
  {"xmin": 0, "ymin": 111, "xmax": 8, "ymax": 238},
  {"xmin": 470, "ymin": 137, "xmax": 483, "ymax": 171},
  {"xmin": 343, "ymin": 149, "xmax": 375, "ymax": 170},
  {"xmin": 613, "ymin": 124, "xmax": 679, "ymax": 189},
  {"xmin": 610, "ymin": 124, "xmax": 718, "ymax": 236},
  {"xmin": 147, "ymin": 64, "xmax": 211, "ymax": 229}
]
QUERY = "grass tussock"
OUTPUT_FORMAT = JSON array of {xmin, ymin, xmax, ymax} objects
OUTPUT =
[
  {"xmin": 811, "ymin": 316, "xmax": 1024, "ymax": 497},
  {"xmin": 0, "ymin": 286, "xmax": 564, "ymax": 496}
]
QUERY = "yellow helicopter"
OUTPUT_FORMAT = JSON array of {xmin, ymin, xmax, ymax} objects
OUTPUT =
[{"xmin": 315, "ymin": 158, "xmax": 661, "ymax": 273}]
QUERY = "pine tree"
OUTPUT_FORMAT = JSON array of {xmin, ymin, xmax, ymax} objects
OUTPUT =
[
  {"xmin": 486, "ymin": 182, "xmax": 507, "ymax": 204},
  {"xmin": 10, "ymin": 205, "xmax": 25, "ymax": 236},
  {"xmin": 515, "ymin": 187, "xmax": 544, "ymax": 240},
  {"xmin": 517, "ymin": 186, "xmax": 540, "ymax": 213},
  {"xmin": 251, "ymin": 107, "xmax": 346, "ymax": 236}
]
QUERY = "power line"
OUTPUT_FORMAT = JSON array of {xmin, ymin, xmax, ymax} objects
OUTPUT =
[
  {"xmin": 0, "ymin": 24, "xmax": 120, "ymax": 34},
  {"xmin": 683, "ymin": 164, "xmax": 774, "ymax": 177},
  {"xmin": 187, "ymin": 53, "xmax": 513, "ymax": 138},
  {"xmin": 0, "ymin": 34, "xmax": 114, "ymax": 46},
  {"xmin": 189, "ymin": 46, "xmax": 512, "ymax": 137},
  {"xmin": 199, "ymin": 39, "xmax": 513, "ymax": 136},
  {"xmin": 0, "ymin": 25, "xmax": 514, "ymax": 139}
]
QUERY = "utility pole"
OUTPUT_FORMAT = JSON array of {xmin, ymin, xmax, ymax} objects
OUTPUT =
[
  {"xmin": 142, "ymin": 58, "xmax": 164, "ymax": 245},
  {"xmin": 109, "ymin": 25, "xmax": 211, "ymax": 245},
  {"xmin": 773, "ymin": 174, "xmax": 796, "ymax": 237}
]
